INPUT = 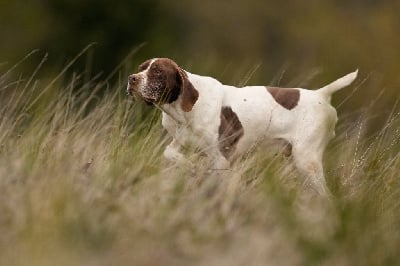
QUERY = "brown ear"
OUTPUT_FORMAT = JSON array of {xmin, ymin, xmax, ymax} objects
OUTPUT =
[{"xmin": 178, "ymin": 69, "xmax": 199, "ymax": 112}]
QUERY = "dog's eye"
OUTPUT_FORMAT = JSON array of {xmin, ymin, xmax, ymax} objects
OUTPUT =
[{"xmin": 153, "ymin": 68, "xmax": 162, "ymax": 75}]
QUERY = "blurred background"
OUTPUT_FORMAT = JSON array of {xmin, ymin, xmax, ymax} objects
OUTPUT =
[{"xmin": 1, "ymin": 0, "xmax": 399, "ymax": 130}]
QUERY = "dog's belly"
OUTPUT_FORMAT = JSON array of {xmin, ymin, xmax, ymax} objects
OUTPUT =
[{"xmin": 233, "ymin": 119, "xmax": 291, "ymax": 158}]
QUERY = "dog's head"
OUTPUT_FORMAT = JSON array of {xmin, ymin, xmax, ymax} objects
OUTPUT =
[{"xmin": 127, "ymin": 58, "xmax": 198, "ymax": 112}]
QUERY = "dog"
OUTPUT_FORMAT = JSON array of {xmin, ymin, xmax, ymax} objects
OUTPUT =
[{"xmin": 127, "ymin": 58, "xmax": 358, "ymax": 195}]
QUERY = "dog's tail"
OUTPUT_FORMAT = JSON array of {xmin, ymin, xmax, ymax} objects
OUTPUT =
[{"xmin": 318, "ymin": 69, "xmax": 358, "ymax": 100}]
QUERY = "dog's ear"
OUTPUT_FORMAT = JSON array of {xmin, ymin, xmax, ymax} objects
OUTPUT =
[{"xmin": 177, "ymin": 68, "xmax": 199, "ymax": 112}]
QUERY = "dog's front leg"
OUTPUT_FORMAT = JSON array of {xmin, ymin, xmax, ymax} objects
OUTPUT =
[{"xmin": 164, "ymin": 139, "xmax": 192, "ymax": 166}]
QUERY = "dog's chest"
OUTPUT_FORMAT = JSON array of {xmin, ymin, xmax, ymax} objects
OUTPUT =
[{"xmin": 162, "ymin": 112, "xmax": 210, "ymax": 148}]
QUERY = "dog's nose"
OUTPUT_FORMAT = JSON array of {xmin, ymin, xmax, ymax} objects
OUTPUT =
[{"xmin": 128, "ymin": 74, "xmax": 138, "ymax": 86}]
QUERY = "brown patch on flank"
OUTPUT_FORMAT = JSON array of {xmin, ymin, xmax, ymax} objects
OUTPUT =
[
  {"xmin": 267, "ymin": 87, "xmax": 300, "ymax": 110},
  {"xmin": 218, "ymin": 106, "xmax": 244, "ymax": 159}
]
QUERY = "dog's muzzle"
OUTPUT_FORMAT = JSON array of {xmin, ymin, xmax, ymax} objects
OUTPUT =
[
  {"xmin": 126, "ymin": 74, "xmax": 153, "ymax": 105},
  {"xmin": 127, "ymin": 74, "xmax": 140, "ymax": 96}
]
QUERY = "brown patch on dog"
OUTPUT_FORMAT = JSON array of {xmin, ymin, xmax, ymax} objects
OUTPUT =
[
  {"xmin": 178, "ymin": 69, "xmax": 199, "ymax": 112},
  {"xmin": 267, "ymin": 87, "xmax": 300, "ymax": 110},
  {"xmin": 218, "ymin": 106, "xmax": 244, "ymax": 159},
  {"xmin": 145, "ymin": 58, "xmax": 198, "ymax": 111}
]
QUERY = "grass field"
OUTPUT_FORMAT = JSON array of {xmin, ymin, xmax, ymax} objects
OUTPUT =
[{"xmin": 1, "ymin": 56, "xmax": 400, "ymax": 266}]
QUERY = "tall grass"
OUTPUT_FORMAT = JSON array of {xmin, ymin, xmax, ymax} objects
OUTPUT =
[{"xmin": 0, "ymin": 56, "xmax": 399, "ymax": 266}]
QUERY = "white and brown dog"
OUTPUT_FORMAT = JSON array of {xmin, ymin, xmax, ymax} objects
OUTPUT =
[{"xmin": 127, "ymin": 58, "xmax": 357, "ymax": 195}]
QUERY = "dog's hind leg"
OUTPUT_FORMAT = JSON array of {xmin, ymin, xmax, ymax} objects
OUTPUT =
[
  {"xmin": 291, "ymin": 106, "xmax": 338, "ymax": 196},
  {"xmin": 291, "ymin": 142, "xmax": 331, "ymax": 196}
]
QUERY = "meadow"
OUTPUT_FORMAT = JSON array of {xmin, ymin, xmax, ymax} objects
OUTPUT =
[{"xmin": 0, "ymin": 53, "xmax": 399, "ymax": 266}]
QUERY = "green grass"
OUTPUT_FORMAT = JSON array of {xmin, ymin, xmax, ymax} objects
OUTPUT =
[{"xmin": 0, "ymin": 58, "xmax": 400, "ymax": 266}]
